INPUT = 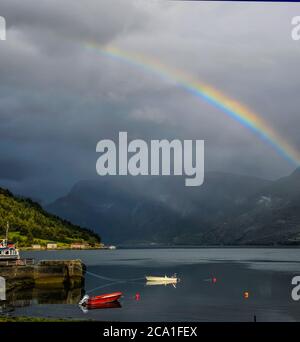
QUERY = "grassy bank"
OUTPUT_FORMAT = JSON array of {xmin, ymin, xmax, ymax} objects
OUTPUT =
[
  {"xmin": 0, "ymin": 316, "xmax": 84, "ymax": 322},
  {"xmin": 0, "ymin": 187, "xmax": 100, "ymax": 248}
]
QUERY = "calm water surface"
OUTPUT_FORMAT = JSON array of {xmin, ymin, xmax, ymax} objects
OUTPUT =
[{"xmin": 2, "ymin": 248, "xmax": 300, "ymax": 322}]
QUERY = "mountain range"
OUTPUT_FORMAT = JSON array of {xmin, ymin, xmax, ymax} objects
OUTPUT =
[{"xmin": 46, "ymin": 168, "xmax": 300, "ymax": 245}]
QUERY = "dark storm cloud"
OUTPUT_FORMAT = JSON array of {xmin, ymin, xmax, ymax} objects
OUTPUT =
[
  {"xmin": 0, "ymin": 1, "xmax": 299, "ymax": 201},
  {"xmin": 0, "ymin": 0, "xmax": 149, "ymax": 45},
  {"xmin": 0, "ymin": 158, "xmax": 36, "ymax": 181}
]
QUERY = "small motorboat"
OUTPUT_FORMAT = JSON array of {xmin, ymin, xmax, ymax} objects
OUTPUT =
[
  {"xmin": 80, "ymin": 301, "xmax": 122, "ymax": 313},
  {"xmin": 79, "ymin": 292, "xmax": 123, "ymax": 307},
  {"xmin": 146, "ymin": 275, "xmax": 178, "ymax": 283},
  {"xmin": 0, "ymin": 223, "xmax": 20, "ymax": 261}
]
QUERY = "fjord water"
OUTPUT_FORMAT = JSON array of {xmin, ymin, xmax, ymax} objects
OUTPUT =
[{"xmin": 5, "ymin": 248, "xmax": 300, "ymax": 321}]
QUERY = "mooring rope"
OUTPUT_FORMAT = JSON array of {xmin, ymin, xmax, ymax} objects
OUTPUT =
[
  {"xmin": 85, "ymin": 270, "xmax": 145, "ymax": 283},
  {"xmin": 86, "ymin": 281, "xmax": 125, "ymax": 294},
  {"xmin": 85, "ymin": 270, "xmax": 124, "ymax": 282},
  {"xmin": 83, "ymin": 270, "xmax": 145, "ymax": 294}
]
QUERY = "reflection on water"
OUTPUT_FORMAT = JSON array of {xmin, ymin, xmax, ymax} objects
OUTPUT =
[
  {"xmin": 80, "ymin": 301, "xmax": 122, "ymax": 314},
  {"xmin": 2, "ymin": 249, "xmax": 300, "ymax": 322},
  {"xmin": 146, "ymin": 281, "xmax": 177, "ymax": 287},
  {"xmin": 1, "ymin": 286, "xmax": 84, "ymax": 313},
  {"xmin": 0, "ymin": 302, "xmax": 14, "ymax": 314}
]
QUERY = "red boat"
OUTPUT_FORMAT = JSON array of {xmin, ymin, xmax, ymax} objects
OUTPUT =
[{"xmin": 79, "ymin": 292, "xmax": 123, "ymax": 307}]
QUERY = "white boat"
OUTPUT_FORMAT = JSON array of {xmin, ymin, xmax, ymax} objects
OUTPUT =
[
  {"xmin": 146, "ymin": 275, "xmax": 178, "ymax": 283},
  {"xmin": 0, "ymin": 222, "xmax": 20, "ymax": 261}
]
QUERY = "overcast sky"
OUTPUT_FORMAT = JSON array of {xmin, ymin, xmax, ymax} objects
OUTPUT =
[{"xmin": 0, "ymin": 0, "xmax": 300, "ymax": 202}]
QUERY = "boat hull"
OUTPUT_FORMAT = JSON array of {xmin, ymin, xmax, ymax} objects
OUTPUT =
[
  {"xmin": 146, "ymin": 280, "xmax": 177, "ymax": 286},
  {"xmin": 86, "ymin": 292, "xmax": 122, "ymax": 306},
  {"xmin": 0, "ymin": 255, "xmax": 20, "ymax": 260},
  {"xmin": 146, "ymin": 276, "xmax": 177, "ymax": 283}
]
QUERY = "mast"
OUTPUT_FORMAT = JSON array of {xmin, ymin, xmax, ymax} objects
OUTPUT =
[{"xmin": 5, "ymin": 221, "xmax": 9, "ymax": 246}]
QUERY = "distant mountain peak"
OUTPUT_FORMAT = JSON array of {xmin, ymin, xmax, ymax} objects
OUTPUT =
[
  {"xmin": 291, "ymin": 167, "xmax": 300, "ymax": 177},
  {"xmin": 46, "ymin": 172, "xmax": 272, "ymax": 244}
]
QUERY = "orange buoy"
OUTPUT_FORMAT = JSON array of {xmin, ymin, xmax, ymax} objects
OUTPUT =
[{"xmin": 244, "ymin": 291, "xmax": 249, "ymax": 299}]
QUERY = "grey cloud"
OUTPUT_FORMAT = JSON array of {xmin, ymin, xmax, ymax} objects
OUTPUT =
[
  {"xmin": 0, "ymin": 158, "xmax": 36, "ymax": 181},
  {"xmin": 0, "ymin": 0, "xmax": 150, "ymax": 45},
  {"xmin": 0, "ymin": 1, "xmax": 299, "ymax": 201}
]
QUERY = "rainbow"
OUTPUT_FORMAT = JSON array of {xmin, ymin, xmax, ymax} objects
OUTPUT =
[{"xmin": 86, "ymin": 42, "xmax": 300, "ymax": 166}]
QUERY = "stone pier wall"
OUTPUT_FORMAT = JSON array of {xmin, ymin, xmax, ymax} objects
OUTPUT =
[{"xmin": 0, "ymin": 260, "xmax": 85, "ymax": 291}]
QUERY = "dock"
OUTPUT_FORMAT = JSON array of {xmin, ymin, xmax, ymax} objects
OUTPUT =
[{"xmin": 0, "ymin": 259, "xmax": 86, "ymax": 292}]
